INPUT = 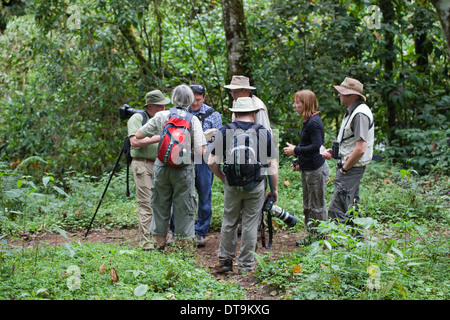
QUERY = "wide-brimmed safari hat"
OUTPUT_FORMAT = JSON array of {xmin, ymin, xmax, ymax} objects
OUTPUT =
[
  {"xmin": 145, "ymin": 90, "xmax": 171, "ymax": 106},
  {"xmin": 229, "ymin": 97, "xmax": 260, "ymax": 113},
  {"xmin": 333, "ymin": 77, "xmax": 366, "ymax": 101},
  {"xmin": 224, "ymin": 76, "xmax": 256, "ymax": 90}
]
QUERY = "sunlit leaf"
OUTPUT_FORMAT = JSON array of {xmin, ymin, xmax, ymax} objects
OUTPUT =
[
  {"xmin": 134, "ymin": 284, "xmax": 148, "ymax": 297},
  {"xmin": 293, "ymin": 265, "xmax": 302, "ymax": 274}
]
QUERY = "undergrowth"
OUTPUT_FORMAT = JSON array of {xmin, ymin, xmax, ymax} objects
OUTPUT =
[{"xmin": 0, "ymin": 158, "xmax": 449, "ymax": 300}]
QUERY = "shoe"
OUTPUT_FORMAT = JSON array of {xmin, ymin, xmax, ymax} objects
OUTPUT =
[
  {"xmin": 214, "ymin": 260, "xmax": 233, "ymax": 273},
  {"xmin": 196, "ymin": 235, "xmax": 206, "ymax": 248},
  {"xmin": 166, "ymin": 233, "xmax": 174, "ymax": 246}
]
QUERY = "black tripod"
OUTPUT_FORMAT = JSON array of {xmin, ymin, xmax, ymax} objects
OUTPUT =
[{"xmin": 84, "ymin": 139, "xmax": 131, "ymax": 237}]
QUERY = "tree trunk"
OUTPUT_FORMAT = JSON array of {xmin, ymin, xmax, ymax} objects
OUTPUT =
[
  {"xmin": 220, "ymin": 0, "xmax": 252, "ymax": 79},
  {"xmin": 119, "ymin": 25, "xmax": 151, "ymax": 77},
  {"xmin": 378, "ymin": 0, "xmax": 397, "ymax": 132},
  {"xmin": 431, "ymin": 0, "xmax": 450, "ymax": 53}
]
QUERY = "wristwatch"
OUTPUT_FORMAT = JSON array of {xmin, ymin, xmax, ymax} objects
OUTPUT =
[{"xmin": 341, "ymin": 166, "xmax": 348, "ymax": 173}]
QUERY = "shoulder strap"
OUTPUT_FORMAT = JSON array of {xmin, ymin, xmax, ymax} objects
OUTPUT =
[
  {"xmin": 188, "ymin": 106, "xmax": 215, "ymax": 124},
  {"xmin": 142, "ymin": 110, "xmax": 151, "ymax": 125},
  {"xmin": 225, "ymin": 122, "xmax": 238, "ymax": 130},
  {"xmin": 170, "ymin": 107, "xmax": 193, "ymax": 124},
  {"xmin": 199, "ymin": 108, "xmax": 215, "ymax": 124}
]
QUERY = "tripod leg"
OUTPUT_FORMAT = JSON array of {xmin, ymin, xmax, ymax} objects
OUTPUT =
[{"xmin": 84, "ymin": 147, "xmax": 124, "ymax": 238}]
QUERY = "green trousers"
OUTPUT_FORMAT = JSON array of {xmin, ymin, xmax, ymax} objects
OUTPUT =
[
  {"xmin": 150, "ymin": 160, "xmax": 197, "ymax": 239},
  {"xmin": 219, "ymin": 180, "xmax": 265, "ymax": 273}
]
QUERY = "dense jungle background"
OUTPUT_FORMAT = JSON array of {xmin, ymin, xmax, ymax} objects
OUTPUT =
[{"xmin": 0, "ymin": 0, "xmax": 449, "ymax": 302}]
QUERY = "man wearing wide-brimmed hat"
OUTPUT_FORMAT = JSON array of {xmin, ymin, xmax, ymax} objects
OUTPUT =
[
  {"xmin": 323, "ymin": 77, "xmax": 374, "ymax": 239},
  {"xmin": 224, "ymin": 75, "xmax": 271, "ymax": 133},
  {"xmin": 208, "ymin": 97, "xmax": 278, "ymax": 274},
  {"xmin": 127, "ymin": 89, "xmax": 170, "ymax": 250}
]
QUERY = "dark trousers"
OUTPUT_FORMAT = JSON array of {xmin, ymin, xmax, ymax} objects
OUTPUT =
[{"xmin": 328, "ymin": 167, "xmax": 365, "ymax": 228}]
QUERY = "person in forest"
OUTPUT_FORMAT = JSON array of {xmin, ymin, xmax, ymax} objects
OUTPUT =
[
  {"xmin": 208, "ymin": 97, "xmax": 278, "ymax": 274},
  {"xmin": 127, "ymin": 89, "xmax": 169, "ymax": 250},
  {"xmin": 224, "ymin": 75, "xmax": 271, "ymax": 133},
  {"xmin": 188, "ymin": 84, "xmax": 223, "ymax": 247},
  {"xmin": 283, "ymin": 89, "xmax": 330, "ymax": 246},
  {"xmin": 323, "ymin": 77, "xmax": 374, "ymax": 239},
  {"xmin": 136, "ymin": 85, "xmax": 207, "ymax": 250},
  {"xmin": 168, "ymin": 84, "xmax": 223, "ymax": 248}
]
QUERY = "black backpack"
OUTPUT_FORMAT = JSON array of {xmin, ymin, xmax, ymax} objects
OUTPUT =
[
  {"xmin": 222, "ymin": 122, "xmax": 264, "ymax": 190},
  {"xmin": 124, "ymin": 111, "xmax": 149, "ymax": 196}
]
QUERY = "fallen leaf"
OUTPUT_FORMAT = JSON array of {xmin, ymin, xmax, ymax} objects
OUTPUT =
[
  {"xmin": 293, "ymin": 265, "xmax": 302, "ymax": 274},
  {"xmin": 110, "ymin": 268, "xmax": 119, "ymax": 282},
  {"xmin": 99, "ymin": 263, "xmax": 107, "ymax": 274}
]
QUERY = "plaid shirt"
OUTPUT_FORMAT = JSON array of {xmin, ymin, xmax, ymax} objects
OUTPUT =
[{"xmin": 188, "ymin": 103, "xmax": 223, "ymax": 132}]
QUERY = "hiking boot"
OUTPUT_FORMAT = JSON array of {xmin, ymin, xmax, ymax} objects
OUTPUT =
[
  {"xmin": 214, "ymin": 260, "xmax": 233, "ymax": 273},
  {"xmin": 166, "ymin": 233, "xmax": 174, "ymax": 246},
  {"xmin": 196, "ymin": 235, "xmax": 206, "ymax": 248}
]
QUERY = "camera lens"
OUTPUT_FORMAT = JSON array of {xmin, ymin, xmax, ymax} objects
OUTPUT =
[{"xmin": 270, "ymin": 205, "xmax": 298, "ymax": 228}]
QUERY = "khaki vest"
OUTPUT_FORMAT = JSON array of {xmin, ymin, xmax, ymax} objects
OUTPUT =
[{"xmin": 337, "ymin": 104, "xmax": 374, "ymax": 167}]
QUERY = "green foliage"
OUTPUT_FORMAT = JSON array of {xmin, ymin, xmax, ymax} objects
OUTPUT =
[
  {"xmin": 0, "ymin": 159, "xmax": 449, "ymax": 300},
  {"xmin": 0, "ymin": 241, "xmax": 245, "ymax": 300},
  {"xmin": 254, "ymin": 219, "xmax": 449, "ymax": 300}
]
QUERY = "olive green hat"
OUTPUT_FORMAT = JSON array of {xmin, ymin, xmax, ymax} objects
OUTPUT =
[{"xmin": 145, "ymin": 90, "xmax": 171, "ymax": 106}]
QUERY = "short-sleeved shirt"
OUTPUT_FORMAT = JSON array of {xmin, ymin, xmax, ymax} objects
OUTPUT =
[
  {"xmin": 139, "ymin": 107, "xmax": 206, "ymax": 158},
  {"xmin": 127, "ymin": 111, "xmax": 158, "ymax": 160},
  {"xmin": 346, "ymin": 100, "xmax": 371, "ymax": 142}
]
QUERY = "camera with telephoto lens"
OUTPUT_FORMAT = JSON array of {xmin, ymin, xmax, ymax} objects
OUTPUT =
[
  {"xmin": 120, "ymin": 104, "xmax": 143, "ymax": 120},
  {"xmin": 332, "ymin": 141, "xmax": 341, "ymax": 160},
  {"xmin": 263, "ymin": 195, "xmax": 298, "ymax": 228}
]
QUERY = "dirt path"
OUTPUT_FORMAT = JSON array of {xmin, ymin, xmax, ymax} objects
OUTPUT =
[{"xmin": 17, "ymin": 227, "xmax": 304, "ymax": 300}]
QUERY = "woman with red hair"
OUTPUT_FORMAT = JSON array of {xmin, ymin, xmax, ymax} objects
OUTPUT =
[{"xmin": 283, "ymin": 90, "xmax": 330, "ymax": 246}]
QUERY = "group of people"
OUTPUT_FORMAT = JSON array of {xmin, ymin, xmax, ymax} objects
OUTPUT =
[
  {"xmin": 283, "ymin": 77, "xmax": 374, "ymax": 245},
  {"xmin": 126, "ymin": 75, "xmax": 374, "ymax": 274}
]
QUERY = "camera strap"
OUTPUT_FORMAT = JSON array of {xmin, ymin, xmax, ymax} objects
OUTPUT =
[{"xmin": 261, "ymin": 175, "xmax": 274, "ymax": 249}]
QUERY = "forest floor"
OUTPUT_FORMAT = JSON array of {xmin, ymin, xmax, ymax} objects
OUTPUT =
[{"xmin": 18, "ymin": 227, "xmax": 303, "ymax": 300}]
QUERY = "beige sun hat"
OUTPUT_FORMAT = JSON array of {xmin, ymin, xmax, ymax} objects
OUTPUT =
[
  {"xmin": 333, "ymin": 77, "xmax": 366, "ymax": 101},
  {"xmin": 229, "ymin": 97, "xmax": 260, "ymax": 113},
  {"xmin": 224, "ymin": 75, "xmax": 256, "ymax": 90},
  {"xmin": 145, "ymin": 90, "xmax": 171, "ymax": 106}
]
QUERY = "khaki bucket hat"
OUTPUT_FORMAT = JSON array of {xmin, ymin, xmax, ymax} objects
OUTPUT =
[
  {"xmin": 145, "ymin": 90, "xmax": 171, "ymax": 106},
  {"xmin": 333, "ymin": 77, "xmax": 367, "ymax": 101},
  {"xmin": 229, "ymin": 97, "xmax": 260, "ymax": 113},
  {"xmin": 224, "ymin": 76, "xmax": 256, "ymax": 90}
]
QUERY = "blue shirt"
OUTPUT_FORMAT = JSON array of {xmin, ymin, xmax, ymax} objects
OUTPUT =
[{"xmin": 187, "ymin": 104, "xmax": 223, "ymax": 133}]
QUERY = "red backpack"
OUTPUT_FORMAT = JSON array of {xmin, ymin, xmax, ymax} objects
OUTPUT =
[{"xmin": 157, "ymin": 107, "xmax": 194, "ymax": 167}]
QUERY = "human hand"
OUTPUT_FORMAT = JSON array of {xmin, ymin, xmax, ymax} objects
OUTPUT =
[
  {"xmin": 204, "ymin": 128, "xmax": 217, "ymax": 142},
  {"xmin": 283, "ymin": 142, "xmax": 295, "ymax": 156},
  {"xmin": 322, "ymin": 148, "xmax": 333, "ymax": 160},
  {"xmin": 266, "ymin": 190, "xmax": 278, "ymax": 202}
]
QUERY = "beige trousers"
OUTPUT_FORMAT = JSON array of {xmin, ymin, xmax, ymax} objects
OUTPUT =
[{"xmin": 131, "ymin": 159, "xmax": 155, "ymax": 249}]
